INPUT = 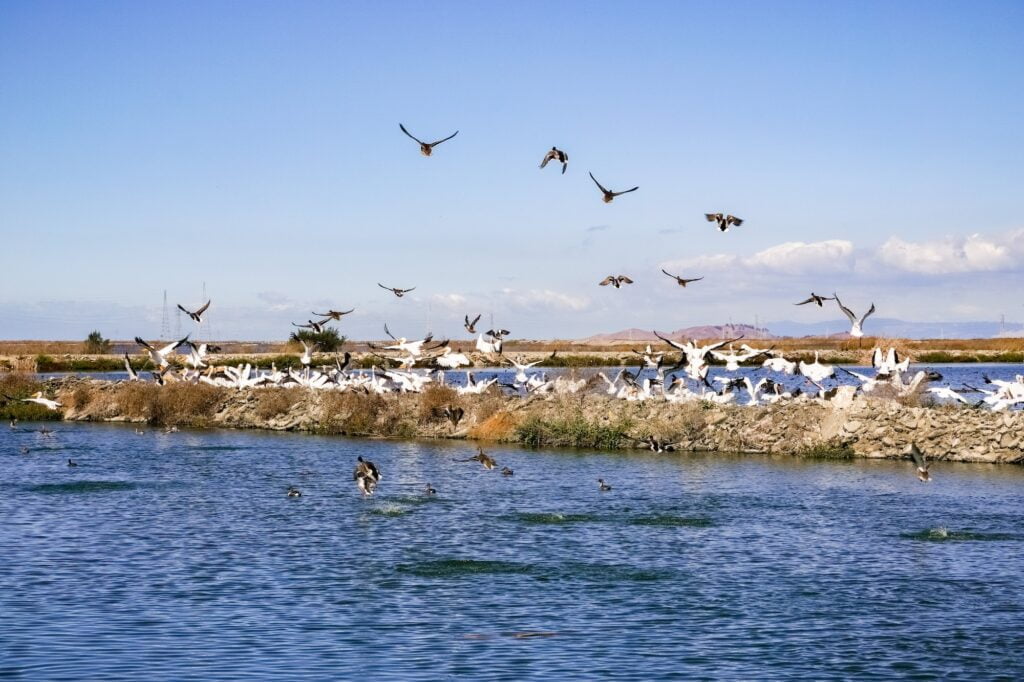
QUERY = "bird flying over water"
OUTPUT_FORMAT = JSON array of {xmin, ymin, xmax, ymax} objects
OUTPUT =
[
  {"xmin": 705, "ymin": 213, "xmax": 743, "ymax": 232},
  {"xmin": 539, "ymin": 147, "xmax": 569, "ymax": 174},
  {"xmin": 464, "ymin": 314, "xmax": 481, "ymax": 334},
  {"xmin": 135, "ymin": 335, "xmax": 190, "ymax": 368},
  {"xmin": 660, "ymin": 270, "xmax": 703, "ymax": 287},
  {"xmin": 399, "ymin": 123, "xmax": 458, "ymax": 156},
  {"xmin": 599, "ymin": 275, "xmax": 634, "ymax": 289},
  {"xmin": 353, "ymin": 455, "xmax": 381, "ymax": 495},
  {"xmin": 589, "ymin": 172, "xmax": 638, "ymax": 203},
  {"xmin": 908, "ymin": 443, "xmax": 932, "ymax": 482},
  {"xmin": 123, "ymin": 353, "xmax": 139, "ymax": 381},
  {"xmin": 461, "ymin": 448, "xmax": 496, "ymax": 470},
  {"xmin": 176, "ymin": 300, "xmax": 211, "ymax": 324},
  {"xmin": 794, "ymin": 293, "xmax": 835, "ymax": 307},
  {"xmin": 379, "ymin": 283, "xmax": 416, "ymax": 298},
  {"xmin": 834, "ymin": 294, "xmax": 876, "ymax": 338}
]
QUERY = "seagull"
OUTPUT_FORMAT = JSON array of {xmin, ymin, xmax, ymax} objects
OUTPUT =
[
  {"xmin": 907, "ymin": 443, "xmax": 932, "ymax": 482},
  {"xmin": 660, "ymin": 270, "xmax": 703, "ymax": 287},
  {"xmin": 794, "ymin": 293, "xmax": 835, "ymax": 307},
  {"xmin": 597, "ymin": 478, "xmax": 612, "ymax": 492},
  {"xmin": 379, "ymin": 283, "xmax": 416, "ymax": 298},
  {"xmin": 599, "ymin": 275, "xmax": 634, "ymax": 289},
  {"xmin": 312, "ymin": 308, "xmax": 355, "ymax": 321},
  {"xmin": 539, "ymin": 147, "xmax": 569, "ymax": 174},
  {"xmin": 464, "ymin": 314, "xmax": 481, "ymax": 334},
  {"xmin": 705, "ymin": 213, "xmax": 743, "ymax": 232},
  {"xmin": 399, "ymin": 123, "xmax": 458, "ymax": 156},
  {"xmin": 176, "ymin": 300, "xmax": 211, "ymax": 324},
  {"xmin": 589, "ymin": 172, "xmax": 638, "ymax": 203},
  {"xmin": 135, "ymin": 335, "xmax": 190, "ymax": 368},
  {"xmin": 834, "ymin": 294, "xmax": 875, "ymax": 338},
  {"xmin": 123, "ymin": 353, "xmax": 140, "ymax": 381}
]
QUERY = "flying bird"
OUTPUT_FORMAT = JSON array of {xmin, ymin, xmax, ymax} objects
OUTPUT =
[
  {"xmin": 176, "ymin": 300, "xmax": 211, "ymax": 324},
  {"xmin": 908, "ymin": 443, "xmax": 932, "ymax": 482},
  {"xmin": 353, "ymin": 456, "xmax": 381, "ymax": 495},
  {"xmin": 135, "ymin": 335, "xmax": 190, "ymax": 368},
  {"xmin": 599, "ymin": 275, "xmax": 634, "ymax": 289},
  {"xmin": 293, "ymin": 319, "xmax": 328, "ymax": 334},
  {"xmin": 461, "ymin": 448, "xmax": 496, "ymax": 470},
  {"xmin": 539, "ymin": 147, "xmax": 569, "ymax": 174},
  {"xmin": 660, "ymin": 270, "xmax": 703, "ymax": 287},
  {"xmin": 9, "ymin": 391, "xmax": 63, "ymax": 411},
  {"xmin": 312, "ymin": 309, "xmax": 355, "ymax": 321},
  {"xmin": 705, "ymin": 213, "xmax": 743, "ymax": 232},
  {"xmin": 589, "ymin": 172, "xmax": 638, "ymax": 203},
  {"xmin": 464, "ymin": 314, "xmax": 481, "ymax": 334},
  {"xmin": 379, "ymin": 283, "xmax": 416, "ymax": 298},
  {"xmin": 834, "ymin": 294, "xmax": 876, "ymax": 338},
  {"xmin": 794, "ymin": 293, "xmax": 835, "ymax": 307},
  {"xmin": 399, "ymin": 123, "xmax": 458, "ymax": 156}
]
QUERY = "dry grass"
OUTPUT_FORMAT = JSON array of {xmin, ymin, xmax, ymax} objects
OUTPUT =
[
  {"xmin": 254, "ymin": 388, "xmax": 304, "ymax": 419},
  {"xmin": 468, "ymin": 410, "xmax": 518, "ymax": 441},
  {"xmin": 317, "ymin": 392, "xmax": 414, "ymax": 437},
  {"xmin": 87, "ymin": 382, "xmax": 227, "ymax": 426},
  {"xmin": 417, "ymin": 384, "xmax": 460, "ymax": 423}
]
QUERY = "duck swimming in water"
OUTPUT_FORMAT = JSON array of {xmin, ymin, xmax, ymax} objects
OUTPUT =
[
  {"xmin": 597, "ymin": 478, "xmax": 612, "ymax": 492},
  {"xmin": 287, "ymin": 486, "xmax": 302, "ymax": 497},
  {"xmin": 67, "ymin": 458, "xmax": 77, "ymax": 467},
  {"xmin": 501, "ymin": 466, "xmax": 514, "ymax": 477},
  {"xmin": 424, "ymin": 483, "xmax": 437, "ymax": 495}
]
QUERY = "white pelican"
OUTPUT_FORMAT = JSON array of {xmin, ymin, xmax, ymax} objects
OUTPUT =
[
  {"xmin": 135, "ymin": 335, "xmax": 190, "ymax": 368},
  {"xmin": 834, "ymin": 295, "xmax": 875, "ymax": 338},
  {"xmin": 762, "ymin": 355, "xmax": 797, "ymax": 375},
  {"xmin": 19, "ymin": 392, "xmax": 62, "ymax": 410},
  {"xmin": 122, "ymin": 353, "xmax": 140, "ymax": 381},
  {"xmin": 799, "ymin": 352, "xmax": 835, "ymax": 383},
  {"xmin": 435, "ymin": 347, "xmax": 470, "ymax": 369}
]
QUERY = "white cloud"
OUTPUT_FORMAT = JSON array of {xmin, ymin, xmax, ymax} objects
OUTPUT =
[
  {"xmin": 499, "ymin": 288, "xmax": 590, "ymax": 312},
  {"xmin": 664, "ymin": 239, "xmax": 855, "ymax": 275},
  {"xmin": 430, "ymin": 293, "xmax": 467, "ymax": 310},
  {"xmin": 877, "ymin": 231, "xmax": 1024, "ymax": 274}
]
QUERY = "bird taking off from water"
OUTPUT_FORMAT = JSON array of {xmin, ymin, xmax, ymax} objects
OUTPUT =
[
  {"xmin": 908, "ymin": 443, "xmax": 932, "ymax": 482},
  {"xmin": 705, "ymin": 213, "xmax": 743, "ymax": 232},
  {"xmin": 399, "ymin": 123, "xmax": 458, "ymax": 156},
  {"xmin": 539, "ymin": 147, "xmax": 569, "ymax": 174},
  {"xmin": 589, "ymin": 173, "xmax": 638, "ymax": 203}
]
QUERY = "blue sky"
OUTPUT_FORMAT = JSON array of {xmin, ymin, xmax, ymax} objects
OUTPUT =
[{"xmin": 1, "ymin": 1, "xmax": 1022, "ymax": 340}]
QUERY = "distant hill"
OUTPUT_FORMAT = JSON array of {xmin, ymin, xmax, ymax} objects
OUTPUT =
[{"xmin": 582, "ymin": 323, "xmax": 776, "ymax": 344}]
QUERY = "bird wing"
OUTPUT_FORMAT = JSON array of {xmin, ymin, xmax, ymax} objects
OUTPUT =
[
  {"xmin": 162, "ymin": 335, "xmax": 190, "ymax": 355},
  {"xmin": 589, "ymin": 172, "xmax": 609, "ymax": 194},
  {"xmin": 833, "ymin": 295, "xmax": 857, "ymax": 324},
  {"xmin": 384, "ymin": 323, "xmax": 397, "ymax": 341},
  {"xmin": 860, "ymin": 303, "xmax": 877, "ymax": 325},
  {"xmin": 378, "ymin": 283, "xmax": 394, "ymax": 292},
  {"xmin": 611, "ymin": 186, "xmax": 639, "ymax": 197},
  {"xmin": 682, "ymin": 276, "xmax": 703, "ymax": 284},
  {"xmin": 176, "ymin": 303, "xmax": 192, "ymax": 315},
  {"xmin": 539, "ymin": 150, "xmax": 555, "ymax": 168},
  {"xmin": 705, "ymin": 336, "xmax": 745, "ymax": 353},
  {"xmin": 195, "ymin": 300, "xmax": 211, "ymax": 316},
  {"xmin": 908, "ymin": 444, "xmax": 927, "ymax": 470},
  {"xmin": 727, "ymin": 216, "xmax": 744, "ymax": 226},
  {"xmin": 470, "ymin": 313, "xmax": 481, "ymax": 327},
  {"xmin": 794, "ymin": 296, "xmax": 816, "ymax": 306},
  {"xmin": 134, "ymin": 337, "xmax": 155, "ymax": 351},
  {"xmin": 428, "ymin": 130, "xmax": 458, "ymax": 147},
  {"xmin": 401, "ymin": 287, "xmax": 416, "ymax": 294},
  {"xmin": 399, "ymin": 123, "xmax": 424, "ymax": 145},
  {"xmin": 661, "ymin": 269, "xmax": 679, "ymax": 280},
  {"xmin": 653, "ymin": 331, "xmax": 687, "ymax": 352},
  {"xmin": 619, "ymin": 276, "xmax": 634, "ymax": 284},
  {"xmin": 705, "ymin": 213, "xmax": 722, "ymax": 223},
  {"xmin": 598, "ymin": 276, "xmax": 614, "ymax": 286}
]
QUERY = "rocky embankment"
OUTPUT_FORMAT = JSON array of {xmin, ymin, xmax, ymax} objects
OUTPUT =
[{"xmin": 52, "ymin": 379, "xmax": 1024, "ymax": 464}]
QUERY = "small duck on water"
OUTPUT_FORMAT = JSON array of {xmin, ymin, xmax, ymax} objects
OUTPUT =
[
  {"xmin": 424, "ymin": 483, "xmax": 437, "ymax": 495},
  {"xmin": 67, "ymin": 459, "xmax": 78, "ymax": 467},
  {"xmin": 598, "ymin": 478, "xmax": 612, "ymax": 492},
  {"xmin": 501, "ymin": 466, "xmax": 514, "ymax": 477},
  {"xmin": 287, "ymin": 486, "xmax": 302, "ymax": 498}
]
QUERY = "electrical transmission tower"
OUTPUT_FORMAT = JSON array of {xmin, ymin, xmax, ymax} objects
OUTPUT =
[{"xmin": 160, "ymin": 290, "xmax": 170, "ymax": 340}]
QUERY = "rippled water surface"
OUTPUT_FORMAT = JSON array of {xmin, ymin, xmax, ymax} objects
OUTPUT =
[{"xmin": 2, "ymin": 423, "xmax": 1023, "ymax": 680}]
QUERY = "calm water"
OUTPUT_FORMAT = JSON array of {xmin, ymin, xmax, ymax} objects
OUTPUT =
[{"xmin": 2, "ymin": 424, "xmax": 1023, "ymax": 680}]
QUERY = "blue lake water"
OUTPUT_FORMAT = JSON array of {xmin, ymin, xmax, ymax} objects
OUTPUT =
[{"xmin": 2, "ymin": 423, "xmax": 1023, "ymax": 680}]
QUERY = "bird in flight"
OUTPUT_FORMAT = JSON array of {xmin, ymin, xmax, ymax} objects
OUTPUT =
[
  {"xmin": 834, "ymin": 294, "xmax": 876, "ymax": 338},
  {"xmin": 135, "ymin": 335, "xmax": 190, "ymax": 368},
  {"xmin": 589, "ymin": 172, "xmax": 638, "ymax": 203},
  {"xmin": 312, "ymin": 308, "xmax": 354, "ymax": 321},
  {"xmin": 379, "ymin": 283, "xmax": 416, "ymax": 297},
  {"xmin": 464, "ymin": 314, "xmax": 481, "ymax": 334},
  {"xmin": 177, "ymin": 300, "xmax": 211, "ymax": 324},
  {"xmin": 794, "ymin": 293, "xmax": 835, "ymax": 307},
  {"xmin": 399, "ymin": 123, "xmax": 458, "ymax": 156},
  {"xmin": 660, "ymin": 270, "xmax": 703, "ymax": 287},
  {"xmin": 461, "ymin": 448, "xmax": 496, "ymax": 470},
  {"xmin": 705, "ymin": 213, "xmax": 744, "ymax": 232},
  {"xmin": 599, "ymin": 275, "xmax": 634, "ymax": 289},
  {"xmin": 353, "ymin": 455, "xmax": 381, "ymax": 495},
  {"xmin": 908, "ymin": 443, "xmax": 932, "ymax": 482},
  {"xmin": 539, "ymin": 147, "xmax": 569, "ymax": 174}
]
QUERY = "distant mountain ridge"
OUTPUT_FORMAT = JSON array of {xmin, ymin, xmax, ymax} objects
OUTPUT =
[{"xmin": 581, "ymin": 319, "xmax": 1024, "ymax": 343}]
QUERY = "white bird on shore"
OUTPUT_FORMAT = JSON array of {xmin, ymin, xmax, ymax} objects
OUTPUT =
[
  {"xmin": 927, "ymin": 387, "xmax": 970, "ymax": 405},
  {"xmin": 435, "ymin": 347, "xmax": 471, "ymax": 369},
  {"xmin": 476, "ymin": 334, "xmax": 502, "ymax": 355},
  {"xmin": 834, "ymin": 294, "xmax": 875, "ymax": 338},
  {"xmin": 799, "ymin": 352, "xmax": 835, "ymax": 383},
  {"xmin": 135, "ymin": 335, "xmax": 190, "ymax": 369},
  {"xmin": 457, "ymin": 372, "xmax": 497, "ymax": 395},
  {"xmin": 872, "ymin": 348, "xmax": 909, "ymax": 374}
]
